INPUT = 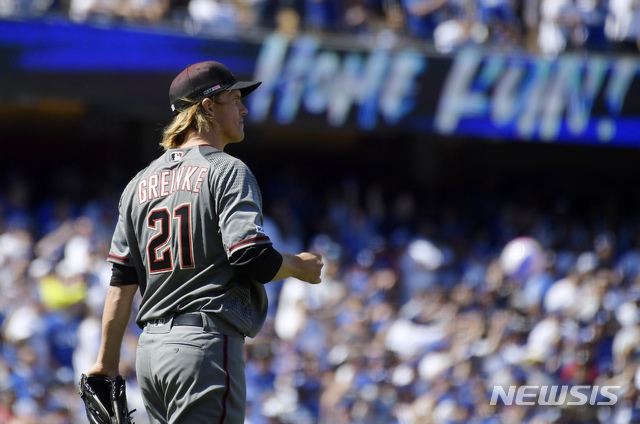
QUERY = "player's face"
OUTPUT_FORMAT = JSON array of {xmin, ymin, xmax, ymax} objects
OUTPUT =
[{"xmin": 213, "ymin": 90, "xmax": 248, "ymax": 146}]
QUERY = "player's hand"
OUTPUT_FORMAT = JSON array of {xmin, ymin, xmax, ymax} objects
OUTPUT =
[
  {"xmin": 87, "ymin": 362, "xmax": 120, "ymax": 380},
  {"xmin": 294, "ymin": 252, "xmax": 324, "ymax": 284}
]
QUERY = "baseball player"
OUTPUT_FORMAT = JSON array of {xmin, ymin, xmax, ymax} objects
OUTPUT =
[{"xmin": 86, "ymin": 61, "xmax": 324, "ymax": 424}]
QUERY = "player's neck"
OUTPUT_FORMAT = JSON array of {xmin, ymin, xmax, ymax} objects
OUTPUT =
[{"xmin": 180, "ymin": 129, "xmax": 226, "ymax": 151}]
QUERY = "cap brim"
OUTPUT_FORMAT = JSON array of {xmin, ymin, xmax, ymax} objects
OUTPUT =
[{"xmin": 229, "ymin": 81, "xmax": 262, "ymax": 98}]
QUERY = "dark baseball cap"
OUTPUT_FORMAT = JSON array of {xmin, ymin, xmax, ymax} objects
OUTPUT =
[{"xmin": 169, "ymin": 61, "xmax": 262, "ymax": 115}]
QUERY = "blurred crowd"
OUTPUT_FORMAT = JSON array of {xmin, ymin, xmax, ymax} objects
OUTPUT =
[
  {"xmin": 1, "ymin": 0, "xmax": 640, "ymax": 55},
  {"xmin": 0, "ymin": 163, "xmax": 640, "ymax": 424}
]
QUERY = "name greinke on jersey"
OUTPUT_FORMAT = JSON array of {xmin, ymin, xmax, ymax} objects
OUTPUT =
[{"xmin": 138, "ymin": 166, "xmax": 209, "ymax": 204}]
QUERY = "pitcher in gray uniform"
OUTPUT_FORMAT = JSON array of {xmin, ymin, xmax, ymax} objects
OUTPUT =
[{"xmin": 86, "ymin": 61, "xmax": 324, "ymax": 424}]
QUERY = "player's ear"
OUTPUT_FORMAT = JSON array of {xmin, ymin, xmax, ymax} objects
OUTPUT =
[{"xmin": 201, "ymin": 98, "xmax": 215, "ymax": 117}]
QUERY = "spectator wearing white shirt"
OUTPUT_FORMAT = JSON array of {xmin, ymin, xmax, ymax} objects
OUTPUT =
[{"xmin": 606, "ymin": 0, "xmax": 640, "ymax": 51}]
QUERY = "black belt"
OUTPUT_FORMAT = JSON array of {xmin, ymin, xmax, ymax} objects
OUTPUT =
[
  {"xmin": 145, "ymin": 312, "xmax": 242, "ymax": 337},
  {"xmin": 147, "ymin": 314, "xmax": 203, "ymax": 328},
  {"xmin": 172, "ymin": 313, "xmax": 203, "ymax": 327}
]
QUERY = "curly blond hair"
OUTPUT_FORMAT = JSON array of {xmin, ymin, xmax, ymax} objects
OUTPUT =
[{"xmin": 160, "ymin": 98, "xmax": 219, "ymax": 150}]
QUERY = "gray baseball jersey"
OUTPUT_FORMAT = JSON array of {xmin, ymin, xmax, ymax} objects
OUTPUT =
[{"xmin": 107, "ymin": 145, "xmax": 271, "ymax": 337}]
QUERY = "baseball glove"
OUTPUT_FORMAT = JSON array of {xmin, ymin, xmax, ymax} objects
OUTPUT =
[{"xmin": 79, "ymin": 374, "xmax": 136, "ymax": 424}]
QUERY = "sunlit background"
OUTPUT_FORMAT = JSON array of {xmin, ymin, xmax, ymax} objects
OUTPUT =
[{"xmin": 1, "ymin": 0, "xmax": 640, "ymax": 423}]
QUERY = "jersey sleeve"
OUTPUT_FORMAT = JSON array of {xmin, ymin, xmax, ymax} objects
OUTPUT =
[{"xmin": 216, "ymin": 159, "xmax": 272, "ymax": 258}]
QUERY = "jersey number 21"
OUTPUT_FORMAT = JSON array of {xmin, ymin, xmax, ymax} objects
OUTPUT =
[{"xmin": 147, "ymin": 204, "xmax": 195, "ymax": 274}]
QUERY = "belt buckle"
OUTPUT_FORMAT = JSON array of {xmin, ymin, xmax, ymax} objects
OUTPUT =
[{"xmin": 153, "ymin": 318, "xmax": 166, "ymax": 327}]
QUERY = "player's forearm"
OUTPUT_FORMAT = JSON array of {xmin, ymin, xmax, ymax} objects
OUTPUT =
[
  {"xmin": 271, "ymin": 252, "xmax": 323, "ymax": 283},
  {"xmin": 94, "ymin": 285, "xmax": 137, "ymax": 376}
]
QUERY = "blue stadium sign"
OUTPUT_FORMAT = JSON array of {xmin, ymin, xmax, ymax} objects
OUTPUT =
[{"xmin": 0, "ymin": 18, "xmax": 639, "ymax": 146}]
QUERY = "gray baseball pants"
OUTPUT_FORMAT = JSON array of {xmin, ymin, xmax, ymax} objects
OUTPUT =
[{"xmin": 136, "ymin": 312, "xmax": 246, "ymax": 424}]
